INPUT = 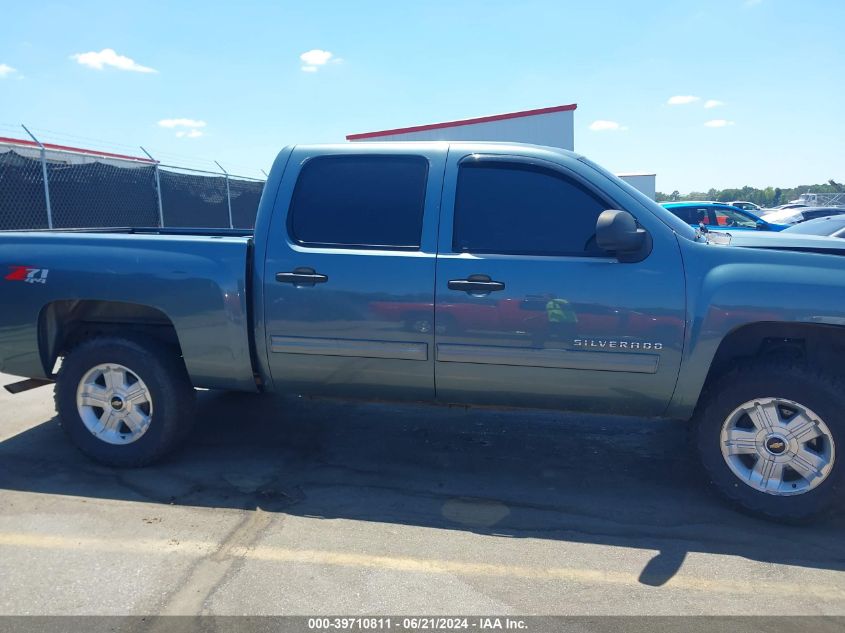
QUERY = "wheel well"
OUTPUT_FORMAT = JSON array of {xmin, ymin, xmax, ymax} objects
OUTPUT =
[
  {"xmin": 39, "ymin": 300, "xmax": 183, "ymax": 376},
  {"xmin": 705, "ymin": 322, "xmax": 845, "ymax": 387}
]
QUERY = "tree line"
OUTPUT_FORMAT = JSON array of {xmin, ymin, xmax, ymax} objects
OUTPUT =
[{"xmin": 655, "ymin": 180, "xmax": 845, "ymax": 207}]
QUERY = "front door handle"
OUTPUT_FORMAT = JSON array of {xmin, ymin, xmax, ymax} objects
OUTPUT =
[
  {"xmin": 276, "ymin": 267, "xmax": 328, "ymax": 286},
  {"xmin": 448, "ymin": 274, "xmax": 505, "ymax": 295}
]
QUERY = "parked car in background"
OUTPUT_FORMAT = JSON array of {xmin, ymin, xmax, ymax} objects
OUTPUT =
[
  {"xmin": 660, "ymin": 202, "xmax": 788, "ymax": 232},
  {"xmin": 760, "ymin": 207, "xmax": 845, "ymax": 226},
  {"xmin": 729, "ymin": 201, "xmax": 764, "ymax": 213},
  {"xmin": 770, "ymin": 203, "xmax": 809, "ymax": 211},
  {"xmin": 782, "ymin": 215, "xmax": 845, "ymax": 238}
]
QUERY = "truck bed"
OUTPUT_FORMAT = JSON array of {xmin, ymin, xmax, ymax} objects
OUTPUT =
[
  {"xmin": 6, "ymin": 226, "xmax": 254, "ymax": 238},
  {"xmin": 0, "ymin": 229, "xmax": 257, "ymax": 392}
]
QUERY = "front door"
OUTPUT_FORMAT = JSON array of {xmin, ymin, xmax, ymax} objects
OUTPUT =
[
  {"xmin": 433, "ymin": 151, "xmax": 686, "ymax": 416},
  {"xmin": 263, "ymin": 145, "xmax": 446, "ymax": 401}
]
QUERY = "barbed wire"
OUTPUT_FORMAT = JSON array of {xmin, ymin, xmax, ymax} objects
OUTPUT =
[
  {"xmin": 0, "ymin": 123, "xmax": 269, "ymax": 180},
  {"xmin": 1, "ymin": 140, "xmax": 264, "ymax": 230}
]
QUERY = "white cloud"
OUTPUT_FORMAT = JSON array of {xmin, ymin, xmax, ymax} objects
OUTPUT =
[
  {"xmin": 300, "ymin": 49, "xmax": 335, "ymax": 72},
  {"xmin": 158, "ymin": 118, "xmax": 207, "ymax": 129},
  {"xmin": 704, "ymin": 119, "xmax": 735, "ymax": 128},
  {"xmin": 667, "ymin": 95, "xmax": 700, "ymax": 105},
  {"xmin": 704, "ymin": 99, "xmax": 724, "ymax": 108},
  {"xmin": 72, "ymin": 48, "xmax": 157, "ymax": 73},
  {"xmin": 158, "ymin": 118, "xmax": 206, "ymax": 138},
  {"xmin": 0, "ymin": 63, "xmax": 16, "ymax": 78},
  {"xmin": 588, "ymin": 120, "xmax": 628, "ymax": 132}
]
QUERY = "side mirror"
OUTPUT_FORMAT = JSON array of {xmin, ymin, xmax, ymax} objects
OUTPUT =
[
  {"xmin": 756, "ymin": 220, "xmax": 767, "ymax": 231},
  {"xmin": 595, "ymin": 209, "xmax": 652, "ymax": 263}
]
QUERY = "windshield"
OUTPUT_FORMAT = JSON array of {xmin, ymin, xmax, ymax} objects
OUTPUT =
[
  {"xmin": 761, "ymin": 209, "xmax": 802, "ymax": 223},
  {"xmin": 712, "ymin": 207, "xmax": 758, "ymax": 228},
  {"xmin": 733, "ymin": 202, "xmax": 759, "ymax": 211},
  {"xmin": 784, "ymin": 217, "xmax": 845, "ymax": 235},
  {"xmin": 578, "ymin": 157, "xmax": 697, "ymax": 239}
]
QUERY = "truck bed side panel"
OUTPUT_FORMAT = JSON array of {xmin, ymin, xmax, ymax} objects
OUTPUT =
[{"xmin": 0, "ymin": 232, "xmax": 257, "ymax": 392}]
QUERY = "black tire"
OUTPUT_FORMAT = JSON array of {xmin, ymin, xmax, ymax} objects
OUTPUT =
[
  {"xmin": 694, "ymin": 360, "xmax": 845, "ymax": 522},
  {"xmin": 54, "ymin": 335, "xmax": 196, "ymax": 467}
]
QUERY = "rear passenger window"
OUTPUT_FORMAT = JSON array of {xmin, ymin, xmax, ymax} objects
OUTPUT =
[
  {"xmin": 666, "ymin": 207, "xmax": 692, "ymax": 223},
  {"xmin": 691, "ymin": 208, "xmax": 710, "ymax": 224},
  {"xmin": 289, "ymin": 155, "xmax": 428, "ymax": 249},
  {"xmin": 452, "ymin": 161, "xmax": 610, "ymax": 256}
]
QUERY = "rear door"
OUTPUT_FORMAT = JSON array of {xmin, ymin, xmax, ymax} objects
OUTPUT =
[
  {"xmin": 262, "ymin": 145, "xmax": 446, "ymax": 400},
  {"xmin": 433, "ymin": 151, "xmax": 686, "ymax": 416}
]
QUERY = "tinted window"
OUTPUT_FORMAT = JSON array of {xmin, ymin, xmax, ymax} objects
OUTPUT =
[
  {"xmin": 784, "ymin": 217, "xmax": 845, "ymax": 235},
  {"xmin": 289, "ymin": 155, "xmax": 428, "ymax": 249},
  {"xmin": 666, "ymin": 206, "xmax": 696, "ymax": 223},
  {"xmin": 695, "ymin": 208, "xmax": 716, "ymax": 225},
  {"xmin": 452, "ymin": 162, "xmax": 610, "ymax": 256},
  {"xmin": 668, "ymin": 206, "xmax": 707, "ymax": 224},
  {"xmin": 804, "ymin": 208, "xmax": 845, "ymax": 221}
]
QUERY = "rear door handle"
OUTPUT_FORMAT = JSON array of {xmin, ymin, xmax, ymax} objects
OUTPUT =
[
  {"xmin": 448, "ymin": 274, "xmax": 505, "ymax": 295},
  {"xmin": 276, "ymin": 267, "xmax": 328, "ymax": 286}
]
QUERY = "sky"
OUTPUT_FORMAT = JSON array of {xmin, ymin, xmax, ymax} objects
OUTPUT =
[{"xmin": 1, "ymin": 0, "xmax": 843, "ymax": 192}]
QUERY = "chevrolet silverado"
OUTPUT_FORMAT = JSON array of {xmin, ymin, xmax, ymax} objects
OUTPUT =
[{"xmin": 2, "ymin": 142, "xmax": 844, "ymax": 521}]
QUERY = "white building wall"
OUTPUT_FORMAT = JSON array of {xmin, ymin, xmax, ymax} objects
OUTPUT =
[
  {"xmin": 349, "ymin": 108, "xmax": 574, "ymax": 151},
  {"xmin": 348, "ymin": 105, "xmax": 658, "ymax": 199},
  {"xmin": 617, "ymin": 174, "xmax": 656, "ymax": 200}
]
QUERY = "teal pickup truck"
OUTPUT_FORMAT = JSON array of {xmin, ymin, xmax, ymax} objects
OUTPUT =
[{"xmin": 2, "ymin": 142, "xmax": 845, "ymax": 521}]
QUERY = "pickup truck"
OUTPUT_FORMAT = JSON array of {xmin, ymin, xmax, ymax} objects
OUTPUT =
[{"xmin": 2, "ymin": 142, "xmax": 844, "ymax": 522}]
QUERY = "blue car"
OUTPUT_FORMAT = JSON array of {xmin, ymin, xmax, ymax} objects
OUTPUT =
[{"xmin": 660, "ymin": 202, "xmax": 788, "ymax": 232}]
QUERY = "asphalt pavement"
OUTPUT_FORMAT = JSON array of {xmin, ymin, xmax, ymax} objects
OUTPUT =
[{"xmin": 1, "ymin": 371, "xmax": 845, "ymax": 617}]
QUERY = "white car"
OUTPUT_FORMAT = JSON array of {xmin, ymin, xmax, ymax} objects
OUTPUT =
[
  {"xmin": 729, "ymin": 201, "xmax": 763, "ymax": 213},
  {"xmin": 760, "ymin": 206, "xmax": 845, "ymax": 225}
]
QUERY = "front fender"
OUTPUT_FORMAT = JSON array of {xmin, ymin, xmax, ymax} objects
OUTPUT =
[{"xmin": 667, "ymin": 239, "xmax": 845, "ymax": 418}]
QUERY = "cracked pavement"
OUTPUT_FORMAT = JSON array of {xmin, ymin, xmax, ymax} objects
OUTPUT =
[{"xmin": 1, "ymin": 372, "xmax": 845, "ymax": 615}]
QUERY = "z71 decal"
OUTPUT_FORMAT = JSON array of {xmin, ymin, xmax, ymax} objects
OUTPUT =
[{"xmin": 5, "ymin": 266, "xmax": 50, "ymax": 284}]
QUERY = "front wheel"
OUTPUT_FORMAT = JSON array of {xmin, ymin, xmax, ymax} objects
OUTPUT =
[
  {"xmin": 694, "ymin": 361, "xmax": 844, "ymax": 522},
  {"xmin": 55, "ymin": 336, "xmax": 196, "ymax": 467}
]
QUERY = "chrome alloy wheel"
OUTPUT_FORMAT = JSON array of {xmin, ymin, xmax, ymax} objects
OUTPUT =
[
  {"xmin": 720, "ymin": 397, "xmax": 835, "ymax": 496},
  {"xmin": 75, "ymin": 363, "xmax": 154, "ymax": 445}
]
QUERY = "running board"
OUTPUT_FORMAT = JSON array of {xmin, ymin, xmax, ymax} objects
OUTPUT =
[{"xmin": 3, "ymin": 378, "xmax": 53, "ymax": 394}]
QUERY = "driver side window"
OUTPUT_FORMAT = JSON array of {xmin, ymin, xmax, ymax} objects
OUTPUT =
[
  {"xmin": 452, "ymin": 161, "xmax": 611, "ymax": 257},
  {"xmin": 713, "ymin": 208, "xmax": 756, "ymax": 228}
]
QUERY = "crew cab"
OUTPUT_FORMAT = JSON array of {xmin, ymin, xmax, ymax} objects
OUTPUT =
[{"xmin": 2, "ymin": 142, "xmax": 845, "ymax": 521}]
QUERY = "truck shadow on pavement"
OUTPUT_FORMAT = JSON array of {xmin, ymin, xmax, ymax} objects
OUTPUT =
[{"xmin": 1, "ymin": 388, "xmax": 844, "ymax": 588}]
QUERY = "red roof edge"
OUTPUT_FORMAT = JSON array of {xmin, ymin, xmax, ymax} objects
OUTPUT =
[
  {"xmin": 346, "ymin": 103, "xmax": 578, "ymax": 141},
  {"xmin": 0, "ymin": 136, "xmax": 156, "ymax": 164}
]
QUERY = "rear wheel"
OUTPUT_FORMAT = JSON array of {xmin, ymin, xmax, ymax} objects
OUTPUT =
[
  {"xmin": 55, "ymin": 336, "xmax": 196, "ymax": 467},
  {"xmin": 694, "ymin": 361, "xmax": 844, "ymax": 522}
]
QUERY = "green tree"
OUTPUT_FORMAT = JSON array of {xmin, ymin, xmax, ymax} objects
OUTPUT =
[{"xmin": 655, "ymin": 181, "xmax": 840, "ymax": 207}]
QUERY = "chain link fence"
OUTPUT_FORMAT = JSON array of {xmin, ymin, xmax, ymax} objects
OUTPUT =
[{"xmin": 0, "ymin": 138, "xmax": 265, "ymax": 231}]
